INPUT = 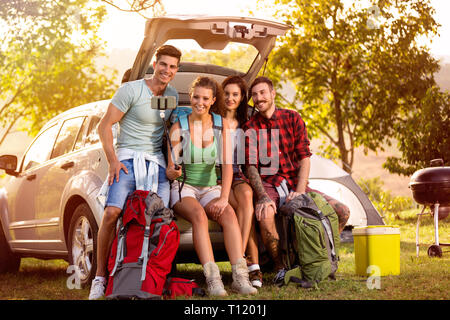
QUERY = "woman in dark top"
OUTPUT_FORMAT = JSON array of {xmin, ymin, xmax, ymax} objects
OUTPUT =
[{"xmin": 221, "ymin": 76, "xmax": 262, "ymax": 288}]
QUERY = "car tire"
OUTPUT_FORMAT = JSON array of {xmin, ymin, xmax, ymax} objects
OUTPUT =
[
  {"xmin": 67, "ymin": 203, "xmax": 98, "ymax": 287},
  {"xmin": 0, "ymin": 222, "xmax": 21, "ymax": 274}
]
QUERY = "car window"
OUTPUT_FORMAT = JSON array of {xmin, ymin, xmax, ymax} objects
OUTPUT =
[
  {"xmin": 73, "ymin": 117, "xmax": 88, "ymax": 151},
  {"xmin": 51, "ymin": 117, "xmax": 85, "ymax": 159},
  {"xmin": 164, "ymin": 39, "xmax": 259, "ymax": 74},
  {"xmin": 85, "ymin": 116, "xmax": 101, "ymax": 146},
  {"xmin": 22, "ymin": 124, "xmax": 60, "ymax": 171}
]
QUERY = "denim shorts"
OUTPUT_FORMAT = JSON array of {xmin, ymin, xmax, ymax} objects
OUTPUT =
[{"xmin": 106, "ymin": 159, "xmax": 170, "ymax": 209}]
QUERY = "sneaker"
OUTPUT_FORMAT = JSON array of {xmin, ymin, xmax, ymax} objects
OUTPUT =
[
  {"xmin": 273, "ymin": 268, "xmax": 287, "ymax": 287},
  {"xmin": 88, "ymin": 278, "xmax": 106, "ymax": 300},
  {"xmin": 203, "ymin": 262, "xmax": 228, "ymax": 297},
  {"xmin": 231, "ymin": 258, "xmax": 258, "ymax": 295},
  {"xmin": 249, "ymin": 269, "xmax": 263, "ymax": 288}
]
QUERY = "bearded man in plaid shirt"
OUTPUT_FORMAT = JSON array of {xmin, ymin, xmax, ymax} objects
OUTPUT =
[{"xmin": 243, "ymin": 76, "xmax": 350, "ymax": 286}]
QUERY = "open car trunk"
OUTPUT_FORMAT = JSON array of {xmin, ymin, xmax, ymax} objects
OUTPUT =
[{"xmin": 129, "ymin": 15, "xmax": 291, "ymax": 88}]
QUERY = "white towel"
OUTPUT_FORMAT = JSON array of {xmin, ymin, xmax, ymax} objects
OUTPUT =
[
  {"xmin": 96, "ymin": 148, "xmax": 166, "ymax": 207},
  {"xmin": 275, "ymin": 179, "xmax": 291, "ymax": 207}
]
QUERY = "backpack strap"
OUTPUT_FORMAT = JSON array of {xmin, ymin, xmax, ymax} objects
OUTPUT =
[
  {"xmin": 176, "ymin": 114, "xmax": 190, "ymax": 202},
  {"xmin": 319, "ymin": 211, "xmax": 337, "ymax": 258},
  {"xmin": 138, "ymin": 220, "xmax": 152, "ymax": 281},
  {"xmin": 179, "ymin": 113, "xmax": 190, "ymax": 132},
  {"xmin": 211, "ymin": 112, "xmax": 223, "ymax": 165},
  {"xmin": 308, "ymin": 192, "xmax": 337, "ymax": 259},
  {"xmin": 211, "ymin": 112, "xmax": 222, "ymax": 130},
  {"xmin": 138, "ymin": 192, "xmax": 161, "ymax": 281},
  {"xmin": 109, "ymin": 216, "xmax": 126, "ymax": 277}
]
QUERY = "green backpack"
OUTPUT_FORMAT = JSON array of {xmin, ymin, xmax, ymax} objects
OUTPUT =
[{"xmin": 279, "ymin": 192, "xmax": 340, "ymax": 287}]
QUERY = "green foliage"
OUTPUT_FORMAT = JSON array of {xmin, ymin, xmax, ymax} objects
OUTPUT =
[
  {"xmin": 0, "ymin": 0, "xmax": 117, "ymax": 141},
  {"xmin": 263, "ymin": 0, "xmax": 441, "ymax": 172},
  {"xmin": 384, "ymin": 86, "xmax": 450, "ymax": 175},
  {"xmin": 358, "ymin": 176, "xmax": 414, "ymax": 223},
  {"xmin": 181, "ymin": 46, "xmax": 257, "ymax": 74}
]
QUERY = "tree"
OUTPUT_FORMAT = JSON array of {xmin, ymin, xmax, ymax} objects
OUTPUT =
[
  {"xmin": 264, "ymin": 0, "xmax": 441, "ymax": 173},
  {"xmin": 182, "ymin": 46, "xmax": 257, "ymax": 73},
  {"xmin": 100, "ymin": 0, "xmax": 165, "ymax": 17},
  {"xmin": 384, "ymin": 86, "xmax": 450, "ymax": 175},
  {"xmin": 0, "ymin": 0, "xmax": 117, "ymax": 144}
]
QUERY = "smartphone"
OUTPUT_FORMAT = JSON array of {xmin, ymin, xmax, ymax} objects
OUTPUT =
[{"xmin": 151, "ymin": 96, "xmax": 177, "ymax": 110}]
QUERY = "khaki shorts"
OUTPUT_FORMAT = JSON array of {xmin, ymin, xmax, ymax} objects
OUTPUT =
[{"xmin": 170, "ymin": 181, "xmax": 221, "ymax": 208}]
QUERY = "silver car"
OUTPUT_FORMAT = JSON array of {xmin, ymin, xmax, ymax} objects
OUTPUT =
[{"xmin": 0, "ymin": 16, "xmax": 290, "ymax": 286}]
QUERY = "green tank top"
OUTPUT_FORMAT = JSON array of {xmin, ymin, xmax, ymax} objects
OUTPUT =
[{"xmin": 177, "ymin": 137, "xmax": 218, "ymax": 186}]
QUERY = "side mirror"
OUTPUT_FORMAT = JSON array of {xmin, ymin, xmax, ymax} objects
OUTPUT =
[{"xmin": 0, "ymin": 155, "xmax": 18, "ymax": 176}]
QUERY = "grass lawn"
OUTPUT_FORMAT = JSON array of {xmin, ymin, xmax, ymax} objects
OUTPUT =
[{"xmin": 0, "ymin": 208, "xmax": 448, "ymax": 300}]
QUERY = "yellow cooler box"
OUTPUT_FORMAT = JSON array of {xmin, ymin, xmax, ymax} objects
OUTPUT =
[{"xmin": 352, "ymin": 225, "xmax": 400, "ymax": 276}]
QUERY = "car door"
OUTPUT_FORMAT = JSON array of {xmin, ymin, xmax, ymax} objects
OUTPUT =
[
  {"xmin": 35, "ymin": 116, "xmax": 86, "ymax": 251},
  {"xmin": 6, "ymin": 123, "xmax": 60, "ymax": 251}
]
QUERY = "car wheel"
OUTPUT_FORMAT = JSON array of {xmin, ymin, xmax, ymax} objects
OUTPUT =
[
  {"xmin": 427, "ymin": 244, "xmax": 443, "ymax": 258},
  {"xmin": 68, "ymin": 203, "xmax": 98, "ymax": 287},
  {"xmin": 0, "ymin": 222, "xmax": 21, "ymax": 274}
]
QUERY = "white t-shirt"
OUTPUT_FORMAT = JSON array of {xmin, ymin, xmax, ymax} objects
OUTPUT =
[{"xmin": 111, "ymin": 79, "xmax": 178, "ymax": 154}]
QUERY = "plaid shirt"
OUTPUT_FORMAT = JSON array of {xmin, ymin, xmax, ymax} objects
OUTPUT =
[{"xmin": 243, "ymin": 107, "xmax": 312, "ymax": 189}]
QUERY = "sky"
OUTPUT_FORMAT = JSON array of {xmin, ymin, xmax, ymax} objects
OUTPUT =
[
  {"xmin": 98, "ymin": 0, "xmax": 450, "ymax": 60},
  {"xmin": 99, "ymin": 0, "xmax": 268, "ymax": 51}
]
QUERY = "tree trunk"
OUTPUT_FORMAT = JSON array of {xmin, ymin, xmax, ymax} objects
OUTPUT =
[{"xmin": 333, "ymin": 97, "xmax": 351, "ymax": 173}]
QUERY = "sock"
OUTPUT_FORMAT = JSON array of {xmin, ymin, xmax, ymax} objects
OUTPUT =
[
  {"xmin": 94, "ymin": 276, "xmax": 106, "ymax": 283},
  {"xmin": 247, "ymin": 264, "xmax": 260, "ymax": 273}
]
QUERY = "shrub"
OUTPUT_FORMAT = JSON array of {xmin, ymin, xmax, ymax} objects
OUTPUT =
[{"xmin": 358, "ymin": 177, "xmax": 414, "ymax": 223}]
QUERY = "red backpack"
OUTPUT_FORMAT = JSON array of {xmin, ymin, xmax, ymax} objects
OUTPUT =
[{"xmin": 105, "ymin": 190, "xmax": 180, "ymax": 299}]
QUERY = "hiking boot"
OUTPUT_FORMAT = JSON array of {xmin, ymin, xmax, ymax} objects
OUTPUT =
[
  {"xmin": 203, "ymin": 262, "xmax": 228, "ymax": 297},
  {"xmin": 88, "ymin": 278, "xmax": 106, "ymax": 300},
  {"xmin": 249, "ymin": 269, "xmax": 263, "ymax": 288},
  {"xmin": 231, "ymin": 258, "xmax": 258, "ymax": 295},
  {"xmin": 273, "ymin": 268, "xmax": 287, "ymax": 287},
  {"xmin": 246, "ymin": 256, "xmax": 263, "ymax": 288}
]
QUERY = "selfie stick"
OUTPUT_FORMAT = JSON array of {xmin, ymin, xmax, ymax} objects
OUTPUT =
[
  {"xmin": 159, "ymin": 109, "xmax": 185, "ymax": 202},
  {"xmin": 159, "ymin": 110, "xmax": 180, "ymax": 171}
]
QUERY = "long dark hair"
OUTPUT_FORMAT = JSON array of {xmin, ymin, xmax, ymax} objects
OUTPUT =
[
  {"xmin": 189, "ymin": 76, "xmax": 225, "ymax": 116},
  {"xmin": 221, "ymin": 76, "xmax": 249, "ymax": 126}
]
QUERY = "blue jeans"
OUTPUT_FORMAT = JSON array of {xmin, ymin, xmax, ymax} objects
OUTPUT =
[{"xmin": 105, "ymin": 159, "xmax": 170, "ymax": 209}]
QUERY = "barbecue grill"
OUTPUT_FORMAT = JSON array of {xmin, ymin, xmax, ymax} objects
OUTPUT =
[{"xmin": 409, "ymin": 159, "xmax": 450, "ymax": 257}]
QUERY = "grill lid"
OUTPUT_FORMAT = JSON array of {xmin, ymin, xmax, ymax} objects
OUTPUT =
[
  {"xmin": 409, "ymin": 159, "xmax": 450, "ymax": 186},
  {"xmin": 409, "ymin": 159, "xmax": 450, "ymax": 206},
  {"xmin": 409, "ymin": 167, "xmax": 450, "ymax": 186}
]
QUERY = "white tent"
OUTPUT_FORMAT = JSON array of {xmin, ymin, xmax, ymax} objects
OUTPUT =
[{"xmin": 308, "ymin": 154, "xmax": 385, "ymax": 227}]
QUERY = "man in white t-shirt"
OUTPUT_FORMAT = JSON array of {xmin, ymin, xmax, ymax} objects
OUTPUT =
[{"xmin": 88, "ymin": 45, "xmax": 182, "ymax": 300}]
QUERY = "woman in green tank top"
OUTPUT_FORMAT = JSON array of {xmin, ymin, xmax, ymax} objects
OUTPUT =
[{"xmin": 166, "ymin": 77, "xmax": 257, "ymax": 297}]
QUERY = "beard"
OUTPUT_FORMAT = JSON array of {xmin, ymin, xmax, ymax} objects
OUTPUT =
[{"xmin": 255, "ymin": 99, "xmax": 274, "ymax": 112}]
